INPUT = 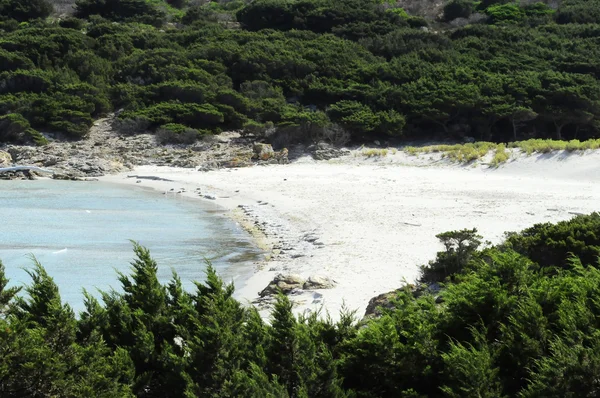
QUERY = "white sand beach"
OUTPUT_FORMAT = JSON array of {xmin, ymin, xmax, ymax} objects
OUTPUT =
[{"xmin": 100, "ymin": 149, "xmax": 600, "ymax": 320}]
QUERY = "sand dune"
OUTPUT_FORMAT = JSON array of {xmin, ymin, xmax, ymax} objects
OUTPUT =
[{"xmin": 101, "ymin": 149, "xmax": 600, "ymax": 320}]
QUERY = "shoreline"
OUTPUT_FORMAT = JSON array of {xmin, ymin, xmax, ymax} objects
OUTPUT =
[{"xmin": 100, "ymin": 151, "xmax": 600, "ymax": 319}]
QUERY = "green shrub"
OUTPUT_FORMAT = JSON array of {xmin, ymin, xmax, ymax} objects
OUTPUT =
[
  {"xmin": 155, "ymin": 123, "xmax": 203, "ymax": 144},
  {"xmin": 75, "ymin": 0, "xmax": 166, "ymax": 27},
  {"xmin": 490, "ymin": 144, "xmax": 509, "ymax": 166},
  {"xmin": 505, "ymin": 213, "xmax": 600, "ymax": 270},
  {"xmin": 387, "ymin": 7, "xmax": 409, "ymax": 19},
  {"xmin": 443, "ymin": 0, "xmax": 476, "ymax": 21},
  {"xmin": 0, "ymin": 49, "xmax": 35, "ymax": 72},
  {"xmin": 58, "ymin": 17, "xmax": 86, "ymax": 30},
  {"xmin": 113, "ymin": 114, "xmax": 151, "ymax": 135},
  {"xmin": 0, "ymin": 113, "xmax": 31, "ymax": 143},
  {"xmin": 0, "ymin": 70, "xmax": 53, "ymax": 94},
  {"xmin": 26, "ymin": 127, "xmax": 48, "ymax": 145},
  {"xmin": 524, "ymin": 2, "xmax": 555, "ymax": 18},
  {"xmin": 420, "ymin": 228, "xmax": 483, "ymax": 283},
  {"xmin": 0, "ymin": 0, "xmax": 53, "ymax": 22},
  {"xmin": 485, "ymin": 3, "xmax": 526, "ymax": 23}
]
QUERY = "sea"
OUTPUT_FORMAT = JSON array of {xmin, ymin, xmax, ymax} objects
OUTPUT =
[{"xmin": 0, "ymin": 179, "xmax": 262, "ymax": 313}]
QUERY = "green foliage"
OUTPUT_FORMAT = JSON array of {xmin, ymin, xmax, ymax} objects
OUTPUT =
[
  {"xmin": 420, "ymin": 228, "xmax": 483, "ymax": 283},
  {"xmin": 3, "ymin": 214, "xmax": 600, "ymax": 395},
  {"xmin": 444, "ymin": 0, "xmax": 475, "ymax": 21},
  {"xmin": 505, "ymin": 212, "xmax": 600, "ymax": 270},
  {"xmin": 0, "ymin": 113, "xmax": 47, "ymax": 145},
  {"xmin": 556, "ymin": 0, "xmax": 600, "ymax": 24},
  {"xmin": 236, "ymin": 0, "xmax": 407, "ymax": 39},
  {"xmin": 0, "ymin": 0, "xmax": 599, "ymax": 146},
  {"xmin": 156, "ymin": 123, "xmax": 205, "ymax": 144},
  {"xmin": 0, "ymin": 0, "xmax": 53, "ymax": 22},
  {"xmin": 328, "ymin": 100, "xmax": 405, "ymax": 137},
  {"xmin": 485, "ymin": 3, "xmax": 526, "ymax": 23},
  {"xmin": 74, "ymin": 0, "xmax": 166, "ymax": 27}
]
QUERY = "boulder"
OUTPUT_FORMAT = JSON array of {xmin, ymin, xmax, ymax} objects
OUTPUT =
[
  {"xmin": 303, "ymin": 275, "xmax": 336, "ymax": 290},
  {"xmin": 0, "ymin": 150, "xmax": 12, "ymax": 167},
  {"xmin": 364, "ymin": 289, "xmax": 403, "ymax": 319},
  {"xmin": 260, "ymin": 273, "xmax": 305, "ymax": 297},
  {"xmin": 364, "ymin": 283, "xmax": 443, "ymax": 319},
  {"xmin": 309, "ymin": 142, "xmax": 348, "ymax": 161},
  {"xmin": 253, "ymin": 143, "xmax": 275, "ymax": 160}
]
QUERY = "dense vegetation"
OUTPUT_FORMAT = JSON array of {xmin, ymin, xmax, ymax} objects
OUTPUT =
[
  {"xmin": 2, "ymin": 214, "xmax": 600, "ymax": 396},
  {"xmin": 1, "ymin": 0, "xmax": 600, "ymax": 146}
]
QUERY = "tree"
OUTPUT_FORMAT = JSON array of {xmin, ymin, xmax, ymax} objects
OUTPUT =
[
  {"xmin": 0, "ymin": 261, "xmax": 19, "ymax": 317},
  {"xmin": 74, "ymin": 0, "xmax": 166, "ymax": 27},
  {"xmin": 508, "ymin": 107, "xmax": 537, "ymax": 141},
  {"xmin": 0, "ymin": 0, "xmax": 53, "ymax": 22},
  {"xmin": 443, "ymin": 0, "xmax": 475, "ymax": 21},
  {"xmin": 420, "ymin": 229, "xmax": 483, "ymax": 283}
]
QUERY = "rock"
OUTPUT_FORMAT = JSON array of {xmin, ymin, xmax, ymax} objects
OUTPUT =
[
  {"xmin": 259, "ymin": 273, "xmax": 306, "ymax": 297},
  {"xmin": 253, "ymin": 143, "xmax": 275, "ymax": 160},
  {"xmin": 309, "ymin": 142, "xmax": 348, "ymax": 161},
  {"xmin": 0, "ymin": 150, "xmax": 12, "ymax": 167},
  {"xmin": 364, "ymin": 289, "xmax": 403, "ymax": 319},
  {"xmin": 274, "ymin": 147, "xmax": 289, "ymax": 164},
  {"xmin": 303, "ymin": 275, "xmax": 336, "ymax": 290},
  {"xmin": 52, "ymin": 172, "xmax": 83, "ymax": 181},
  {"xmin": 364, "ymin": 283, "xmax": 443, "ymax": 319}
]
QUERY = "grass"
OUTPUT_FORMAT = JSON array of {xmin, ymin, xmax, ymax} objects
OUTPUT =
[
  {"xmin": 405, "ymin": 138, "xmax": 600, "ymax": 165},
  {"xmin": 362, "ymin": 148, "xmax": 389, "ymax": 157},
  {"xmin": 490, "ymin": 144, "xmax": 509, "ymax": 167},
  {"xmin": 405, "ymin": 142, "xmax": 497, "ymax": 163},
  {"xmin": 507, "ymin": 138, "xmax": 600, "ymax": 155}
]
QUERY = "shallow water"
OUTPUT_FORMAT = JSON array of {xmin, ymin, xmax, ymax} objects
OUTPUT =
[{"xmin": 0, "ymin": 179, "xmax": 261, "ymax": 313}]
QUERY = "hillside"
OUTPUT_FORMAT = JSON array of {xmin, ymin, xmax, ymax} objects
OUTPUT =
[{"xmin": 0, "ymin": 0, "xmax": 599, "ymax": 152}]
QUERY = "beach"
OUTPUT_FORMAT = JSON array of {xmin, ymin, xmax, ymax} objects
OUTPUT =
[{"xmin": 100, "ymin": 149, "xmax": 600, "ymax": 319}]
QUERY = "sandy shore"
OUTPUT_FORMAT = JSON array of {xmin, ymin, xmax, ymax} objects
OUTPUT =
[{"xmin": 100, "ymin": 149, "xmax": 600, "ymax": 319}]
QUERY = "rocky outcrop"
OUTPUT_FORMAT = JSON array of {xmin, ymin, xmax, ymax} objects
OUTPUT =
[
  {"xmin": 364, "ymin": 283, "xmax": 442, "ymax": 319},
  {"xmin": 309, "ymin": 142, "xmax": 349, "ymax": 161},
  {"xmin": 260, "ymin": 273, "xmax": 305, "ymax": 297},
  {"xmin": 1, "ymin": 118, "xmax": 293, "ymax": 178},
  {"xmin": 253, "ymin": 143, "xmax": 275, "ymax": 160},
  {"xmin": 303, "ymin": 275, "xmax": 336, "ymax": 290},
  {"xmin": 364, "ymin": 288, "xmax": 404, "ymax": 319},
  {"xmin": 0, "ymin": 150, "xmax": 12, "ymax": 167}
]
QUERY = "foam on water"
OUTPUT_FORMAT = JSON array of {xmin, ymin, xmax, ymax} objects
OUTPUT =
[{"xmin": 0, "ymin": 179, "xmax": 262, "ymax": 313}]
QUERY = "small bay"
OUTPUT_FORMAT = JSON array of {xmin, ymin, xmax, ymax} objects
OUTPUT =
[{"xmin": 0, "ymin": 179, "xmax": 262, "ymax": 312}]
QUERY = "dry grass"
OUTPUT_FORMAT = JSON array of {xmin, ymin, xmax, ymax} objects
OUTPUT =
[
  {"xmin": 490, "ymin": 144, "xmax": 510, "ymax": 167},
  {"xmin": 405, "ymin": 139, "xmax": 600, "ymax": 165},
  {"xmin": 405, "ymin": 142, "xmax": 497, "ymax": 163},
  {"xmin": 362, "ymin": 148, "xmax": 389, "ymax": 157},
  {"xmin": 508, "ymin": 139, "xmax": 600, "ymax": 155}
]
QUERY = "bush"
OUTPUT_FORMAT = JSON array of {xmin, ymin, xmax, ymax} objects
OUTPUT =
[
  {"xmin": 0, "ymin": 49, "xmax": 35, "ymax": 72},
  {"xmin": 443, "ymin": 0, "xmax": 475, "ymax": 21},
  {"xmin": 59, "ymin": 17, "xmax": 86, "ymax": 30},
  {"xmin": 155, "ymin": 123, "xmax": 203, "ymax": 144},
  {"xmin": 0, "ymin": 0, "xmax": 53, "ymax": 22},
  {"xmin": 113, "ymin": 114, "xmax": 151, "ymax": 135},
  {"xmin": 420, "ymin": 229, "xmax": 483, "ymax": 283},
  {"xmin": 74, "ymin": 0, "xmax": 166, "ymax": 27},
  {"xmin": 485, "ymin": 3, "xmax": 526, "ymax": 24},
  {"xmin": 0, "ymin": 113, "xmax": 32, "ymax": 143},
  {"xmin": 490, "ymin": 144, "xmax": 509, "ymax": 166},
  {"xmin": 505, "ymin": 213, "xmax": 600, "ymax": 270}
]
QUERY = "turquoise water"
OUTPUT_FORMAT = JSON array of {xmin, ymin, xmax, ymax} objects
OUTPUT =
[{"xmin": 0, "ymin": 180, "xmax": 261, "ymax": 312}]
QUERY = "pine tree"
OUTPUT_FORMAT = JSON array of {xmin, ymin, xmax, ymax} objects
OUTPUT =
[{"xmin": 184, "ymin": 263, "xmax": 246, "ymax": 396}]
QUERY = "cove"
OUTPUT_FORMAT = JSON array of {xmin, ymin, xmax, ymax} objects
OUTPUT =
[{"xmin": 0, "ymin": 179, "xmax": 262, "ymax": 312}]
